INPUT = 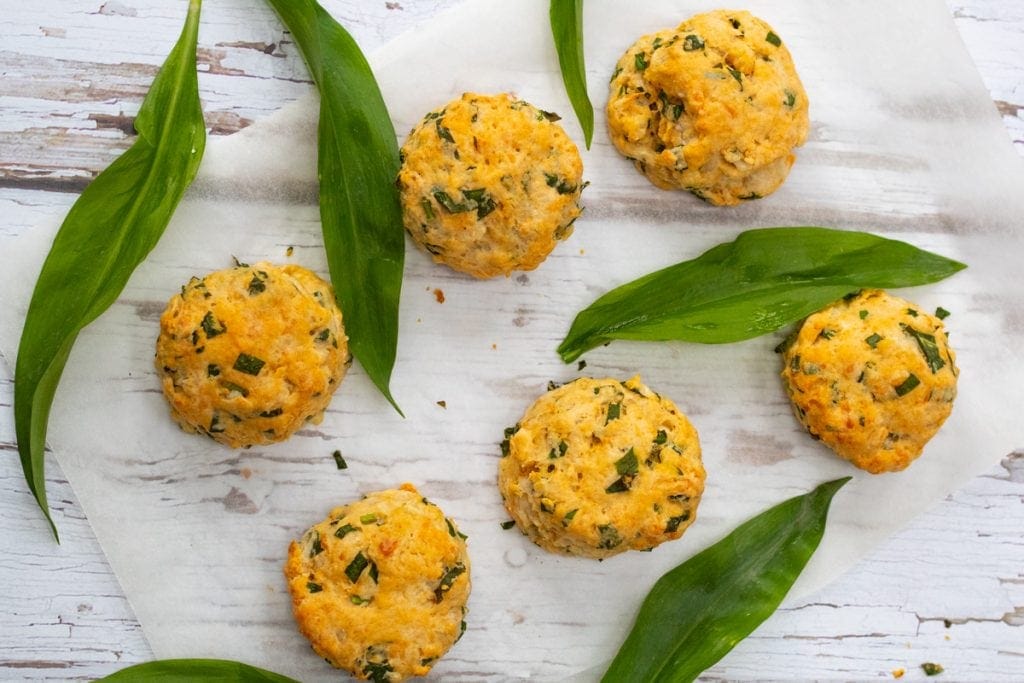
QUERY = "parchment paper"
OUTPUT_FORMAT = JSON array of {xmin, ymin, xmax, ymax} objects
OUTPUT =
[{"xmin": 2, "ymin": 0, "xmax": 1023, "ymax": 679}]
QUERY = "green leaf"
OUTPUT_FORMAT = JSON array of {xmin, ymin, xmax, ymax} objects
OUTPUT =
[
  {"xmin": 602, "ymin": 477, "xmax": 851, "ymax": 682},
  {"xmin": 13, "ymin": 0, "xmax": 205, "ymax": 540},
  {"xmin": 549, "ymin": 0, "xmax": 594, "ymax": 148},
  {"xmin": 557, "ymin": 227, "xmax": 966, "ymax": 362},
  {"xmin": 265, "ymin": 0, "xmax": 405, "ymax": 414},
  {"xmin": 97, "ymin": 658, "xmax": 299, "ymax": 682}
]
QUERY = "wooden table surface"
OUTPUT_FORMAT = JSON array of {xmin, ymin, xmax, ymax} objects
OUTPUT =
[{"xmin": 1, "ymin": 1, "xmax": 1022, "ymax": 680}]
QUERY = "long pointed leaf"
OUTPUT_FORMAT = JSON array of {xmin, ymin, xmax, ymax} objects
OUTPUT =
[
  {"xmin": 603, "ymin": 477, "xmax": 851, "ymax": 682},
  {"xmin": 550, "ymin": 0, "xmax": 594, "ymax": 148},
  {"xmin": 13, "ymin": 0, "xmax": 205, "ymax": 539},
  {"xmin": 264, "ymin": 0, "xmax": 405, "ymax": 414},
  {"xmin": 98, "ymin": 658, "xmax": 299, "ymax": 682},
  {"xmin": 558, "ymin": 227, "xmax": 966, "ymax": 362}
]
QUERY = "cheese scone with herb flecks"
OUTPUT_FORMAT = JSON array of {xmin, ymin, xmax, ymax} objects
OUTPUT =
[
  {"xmin": 155, "ymin": 261, "xmax": 348, "ymax": 448},
  {"xmin": 285, "ymin": 484, "xmax": 470, "ymax": 682},
  {"xmin": 398, "ymin": 92, "xmax": 584, "ymax": 278},
  {"xmin": 498, "ymin": 376, "xmax": 705, "ymax": 559},
  {"xmin": 780, "ymin": 289, "xmax": 958, "ymax": 473},
  {"xmin": 607, "ymin": 10, "xmax": 809, "ymax": 205}
]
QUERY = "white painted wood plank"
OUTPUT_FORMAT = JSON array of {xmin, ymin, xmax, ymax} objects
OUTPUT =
[{"xmin": 0, "ymin": 1, "xmax": 1021, "ymax": 680}]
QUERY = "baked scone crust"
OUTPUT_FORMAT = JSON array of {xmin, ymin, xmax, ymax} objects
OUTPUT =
[
  {"xmin": 398, "ymin": 92, "xmax": 584, "ymax": 278},
  {"xmin": 780, "ymin": 289, "xmax": 958, "ymax": 473},
  {"xmin": 498, "ymin": 376, "xmax": 705, "ymax": 558},
  {"xmin": 606, "ymin": 10, "xmax": 809, "ymax": 205},
  {"xmin": 155, "ymin": 261, "xmax": 348, "ymax": 448},
  {"xmin": 285, "ymin": 484, "xmax": 470, "ymax": 681}
]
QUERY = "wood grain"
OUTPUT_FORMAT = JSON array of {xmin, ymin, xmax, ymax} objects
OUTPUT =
[{"xmin": 0, "ymin": 0, "xmax": 1021, "ymax": 680}]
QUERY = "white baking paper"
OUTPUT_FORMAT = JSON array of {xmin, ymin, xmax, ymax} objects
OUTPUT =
[{"xmin": 1, "ymin": 0, "xmax": 1023, "ymax": 680}]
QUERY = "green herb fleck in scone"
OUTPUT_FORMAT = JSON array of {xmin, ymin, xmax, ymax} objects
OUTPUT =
[
  {"xmin": 285, "ymin": 484, "xmax": 470, "ymax": 682},
  {"xmin": 397, "ymin": 92, "xmax": 584, "ymax": 278},
  {"xmin": 606, "ymin": 10, "xmax": 809, "ymax": 205},
  {"xmin": 779, "ymin": 289, "xmax": 958, "ymax": 473},
  {"xmin": 155, "ymin": 261, "xmax": 349, "ymax": 448},
  {"xmin": 498, "ymin": 376, "xmax": 705, "ymax": 559}
]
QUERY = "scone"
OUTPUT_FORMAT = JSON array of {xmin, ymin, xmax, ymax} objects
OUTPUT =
[
  {"xmin": 606, "ymin": 9, "xmax": 809, "ymax": 205},
  {"xmin": 779, "ymin": 289, "xmax": 958, "ymax": 473},
  {"xmin": 155, "ymin": 261, "xmax": 348, "ymax": 448},
  {"xmin": 498, "ymin": 376, "xmax": 705, "ymax": 559},
  {"xmin": 397, "ymin": 92, "xmax": 584, "ymax": 278},
  {"xmin": 285, "ymin": 484, "xmax": 470, "ymax": 681}
]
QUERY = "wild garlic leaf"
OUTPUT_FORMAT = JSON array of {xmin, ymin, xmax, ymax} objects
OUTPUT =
[
  {"xmin": 97, "ymin": 658, "xmax": 299, "ymax": 682},
  {"xmin": 603, "ymin": 477, "xmax": 851, "ymax": 682},
  {"xmin": 549, "ymin": 0, "xmax": 594, "ymax": 148},
  {"xmin": 265, "ymin": 0, "xmax": 405, "ymax": 414},
  {"xmin": 13, "ymin": 0, "xmax": 205, "ymax": 539},
  {"xmin": 558, "ymin": 227, "xmax": 966, "ymax": 362}
]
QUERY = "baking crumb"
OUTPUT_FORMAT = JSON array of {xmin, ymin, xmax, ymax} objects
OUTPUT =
[
  {"xmin": 921, "ymin": 662, "xmax": 944, "ymax": 676},
  {"xmin": 240, "ymin": 467, "xmax": 252, "ymax": 480},
  {"xmin": 492, "ymin": 343, "xmax": 497, "ymax": 350},
  {"xmin": 943, "ymin": 619, "xmax": 952, "ymax": 628},
  {"xmin": 500, "ymin": 520, "xmax": 516, "ymax": 530},
  {"xmin": 892, "ymin": 668, "xmax": 905, "ymax": 679},
  {"xmin": 577, "ymin": 359, "xmax": 587, "ymax": 371},
  {"xmin": 433, "ymin": 288, "xmax": 445, "ymax": 303},
  {"xmin": 332, "ymin": 449, "xmax": 348, "ymax": 470},
  {"xmin": 436, "ymin": 400, "xmax": 447, "ymax": 409},
  {"xmin": 417, "ymin": 318, "xmax": 422, "ymax": 323},
  {"xmin": 286, "ymin": 245, "xmax": 294, "ymax": 257},
  {"xmin": 579, "ymin": 248, "xmax": 585, "ymax": 255},
  {"xmin": 944, "ymin": 634, "xmax": 950, "ymax": 641}
]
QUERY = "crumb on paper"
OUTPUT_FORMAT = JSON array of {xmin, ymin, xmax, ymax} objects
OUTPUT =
[
  {"xmin": 385, "ymin": 1, "xmax": 402, "ymax": 9},
  {"xmin": 579, "ymin": 248, "xmax": 585, "ymax": 255},
  {"xmin": 433, "ymin": 288, "xmax": 445, "ymax": 303},
  {"xmin": 492, "ymin": 343, "xmax": 497, "ymax": 350},
  {"xmin": 577, "ymin": 359, "xmax": 587, "ymax": 371},
  {"xmin": 436, "ymin": 400, "xmax": 447, "ymax": 409},
  {"xmin": 240, "ymin": 467, "xmax": 252, "ymax": 480},
  {"xmin": 921, "ymin": 662, "xmax": 944, "ymax": 676},
  {"xmin": 892, "ymin": 668, "xmax": 905, "ymax": 679},
  {"xmin": 286, "ymin": 245, "xmax": 294, "ymax": 257},
  {"xmin": 943, "ymin": 619, "xmax": 952, "ymax": 628},
  {"xmin": 332, "ymin": 449, "xmax": 348, "ymax": 470}
]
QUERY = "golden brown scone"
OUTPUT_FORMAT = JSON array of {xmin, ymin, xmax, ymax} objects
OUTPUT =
[
  {"xmin": 397, "ymin": 92, "xmax": 584, "ymax": 278},
  {"xmin": 498, "ymin": 376, "xmax": 705, "ymax": 559},
  {"xmin": 155, "ymin": 261, "xmax": 348, "ymax": 448},
  {"xmin": 285, "ymin": 484, "xmax": 470, "ymax": 682},
  {"xmin": 780, "ymin": 290, "xmax": 958, "ymax": 473},
  {"xmin": 606, "ymin": 10, "xmax": 809, "ymax": 205}
]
